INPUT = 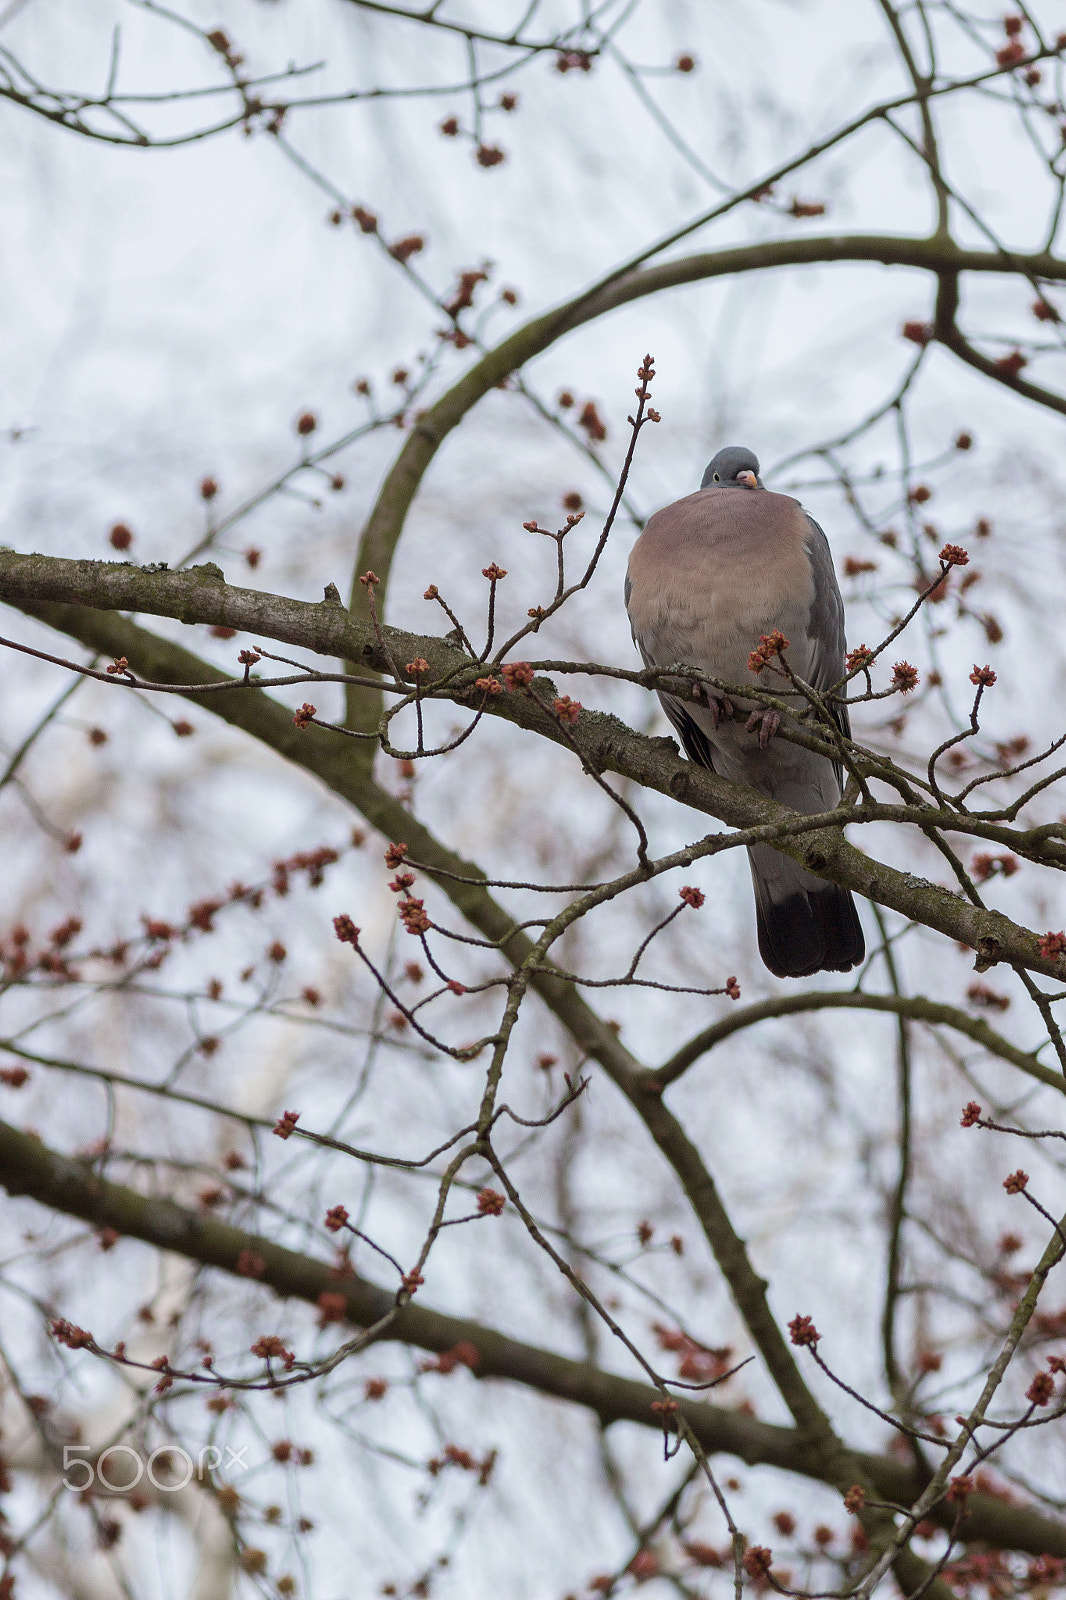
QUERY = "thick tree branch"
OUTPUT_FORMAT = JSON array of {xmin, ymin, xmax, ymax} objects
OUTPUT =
[
  {"xmin": 1, "ymin": 556, "xmax": 1061, "ymax": 981},
  {"xmin": 657, "ymin": 991, "xmax": 1064, "ymax": 1093},
  {"xmin": 1, "ymin": 1114, "xmax": 1063, "ymax": 1559}
]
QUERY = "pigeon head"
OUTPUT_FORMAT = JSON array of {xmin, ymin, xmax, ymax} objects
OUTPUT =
[{"xmin": 700, "ymin": 446, "xmax": 762, "ymax": 490}]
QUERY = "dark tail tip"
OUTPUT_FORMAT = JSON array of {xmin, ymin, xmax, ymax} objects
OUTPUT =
[{"xmin": 756, "ymin": 883, "xmax": 865, "ymax": 979}]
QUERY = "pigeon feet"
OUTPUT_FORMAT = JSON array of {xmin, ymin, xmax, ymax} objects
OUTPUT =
[
  {"xmin": 710, "ymin": 694, "xmax": 734, "ymax": 729},
  {"xmin": 692, "ymin": 683, "xmax": 734, "ymax": 728},
  {"xmin": 745, "ymin": 708, "xmax": 780, "ymax": 748}
]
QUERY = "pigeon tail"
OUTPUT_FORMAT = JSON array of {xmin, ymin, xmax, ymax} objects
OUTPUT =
[{"xmin": 748, "ymin": 847, "xmax": 865, "ymax": 979}]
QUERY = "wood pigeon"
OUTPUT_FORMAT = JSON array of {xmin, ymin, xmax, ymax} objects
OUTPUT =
[{"xmin": 625, "ymin": 445, "xmax": 865, "ymax": 979}]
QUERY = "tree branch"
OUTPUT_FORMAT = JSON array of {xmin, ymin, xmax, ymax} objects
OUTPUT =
[
  {"xmin": 656, "ymin": 991, "xmax": 1064, "ymax": 1093},
  {"xmin": 1, "ymin": 1114, "xmax": 1063, "ymax": 1559},
  {"xmin": 1, "ymin": 557, "xmax": 1062, "ymax": 981}
]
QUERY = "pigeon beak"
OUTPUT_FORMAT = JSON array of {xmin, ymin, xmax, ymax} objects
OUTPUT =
[{"xmin": 737, "ymin": 470, "xmax": 758, "ymax": 489}]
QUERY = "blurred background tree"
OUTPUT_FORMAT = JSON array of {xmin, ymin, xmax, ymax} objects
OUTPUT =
[{"xmin": 2, "ymin": 3, "xmax": 1066, "ymax": 1597}]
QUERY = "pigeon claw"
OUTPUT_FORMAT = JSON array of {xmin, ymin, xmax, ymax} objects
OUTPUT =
[
  {"xmin": 745, "ymin": 708, "xmax": 780, "ymax": 748},
  {"xmin": 690, "ymin": 680, "xmax": 732, "ymax": 727},
  {"xmin": 708, "ymin": 693, "xmax": 734, "ymax": 729}
]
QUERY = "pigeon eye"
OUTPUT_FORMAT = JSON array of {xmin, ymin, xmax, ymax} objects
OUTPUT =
[{"xmin": 712, "ymin": 472, "xmax": 720, "ymax": 482}]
